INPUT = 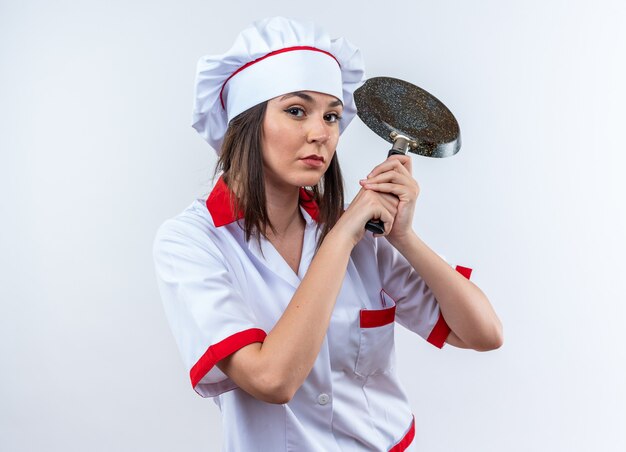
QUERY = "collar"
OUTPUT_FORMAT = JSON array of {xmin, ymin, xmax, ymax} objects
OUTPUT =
[{"xmin": 206, "ymin": 175, "xmax": 320, "ymax": 227}]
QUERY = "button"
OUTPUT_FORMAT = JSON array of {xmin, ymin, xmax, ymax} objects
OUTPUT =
[{"xmin": 317, "ymin": 393, "xmax": 330, "ymax": 405}]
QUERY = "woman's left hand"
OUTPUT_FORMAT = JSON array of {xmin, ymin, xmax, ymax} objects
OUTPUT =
[{"xmin": 359, "ymin": 154, "xmax": 420, "ymax": 245}]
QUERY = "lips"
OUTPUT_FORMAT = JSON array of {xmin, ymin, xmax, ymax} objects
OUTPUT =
[
  {"xmin": 300, "ymin": 155, "xmax": 325, "ymax": 168},
  {"xmin": 301, "ymin": 155, "xmax": 324, "ymax": 162}
]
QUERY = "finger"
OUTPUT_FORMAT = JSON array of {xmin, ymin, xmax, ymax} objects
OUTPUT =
[
  {"xmin": 361, "ymin": 172, "xmax": 419, "ymax": 199},
  {"xmin": 361, "ymin": 170, "xmax": 412, "ymax": 186},
  {"xmin": 358, "ymin": 187, "xmax": 394, "ymax": 209},
  {"xmin": 360, "ymin": 182, "xmax": 410, "ymax": 198},
  {"xmin": 373, "ymin": 207, "xmax": 395, "ymax": 237},
  {"xmin": 367, "ymin": 155, "xmax": 412, "ymax": 178},
  {"xmin": 386, "ymin": 154, "xmax": 412, "ymax": 172},
  {"xmin": 358, "ymin": 189, "xmax": 396, "ymax": 227},
  {"xmin": 377, "ymin": 192, "xmax": 399, "ymax": 214}
]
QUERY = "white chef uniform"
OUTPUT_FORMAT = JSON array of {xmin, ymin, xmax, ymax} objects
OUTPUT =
[{"xmin": 153, "ymin": 176, "xmax": 473, "ymax": 451}]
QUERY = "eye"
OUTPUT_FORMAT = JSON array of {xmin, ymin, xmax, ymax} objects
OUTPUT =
[
  {"xmin": 324, "ymin": 112, "xmax": 342, "ymax": 123},
  {"xmin": 284, "ymin": 106, "xmax": 305, "ymax": 117}
]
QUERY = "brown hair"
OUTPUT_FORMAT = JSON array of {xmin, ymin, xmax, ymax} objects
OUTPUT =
[{"xmin": 212, "ymin": 100, "xmax": 345, "ymax": 251}]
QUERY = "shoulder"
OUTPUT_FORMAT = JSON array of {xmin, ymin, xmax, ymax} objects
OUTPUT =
[
  {"xmin": 154, "ymin": 199, "xmax": 208, "ymax": 240},
  {"xmin": 153, "ymin": 199, "xmax": 226, "ymax": 263}
]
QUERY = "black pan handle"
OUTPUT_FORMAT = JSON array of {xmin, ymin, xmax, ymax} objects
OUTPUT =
[{"xmin": 364, "ymin": 148, "xmax": 406, "ymax": 234}]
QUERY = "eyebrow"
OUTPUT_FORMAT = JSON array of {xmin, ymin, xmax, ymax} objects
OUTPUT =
[{"xmin": 280, "ymin": 91, "xmax": 343, "ymax": 108}]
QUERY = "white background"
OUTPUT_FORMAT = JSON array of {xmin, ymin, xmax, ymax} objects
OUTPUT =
[{"xmin": 2, "ymin": 1, "xmax": 625, "ymax": 451}]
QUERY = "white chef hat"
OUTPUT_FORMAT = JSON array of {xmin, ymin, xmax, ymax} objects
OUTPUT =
[{"xmin": 191, "ymin": 16, "xmax": 366, "ymax": 154}]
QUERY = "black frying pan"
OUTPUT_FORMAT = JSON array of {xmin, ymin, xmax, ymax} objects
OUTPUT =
[{"xmin": 354, "ymin": 76, "xmax": 462, "ymax": 234}]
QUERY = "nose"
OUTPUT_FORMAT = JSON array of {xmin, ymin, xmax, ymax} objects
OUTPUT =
[{"xmin": 306, "ymin": 116, "xmax": 330, "ymax": 144}]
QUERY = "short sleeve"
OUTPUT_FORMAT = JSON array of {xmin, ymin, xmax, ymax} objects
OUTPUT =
[
  {"xmin": 153, "ymin": 219, "xmax": 267, "ymax": 398},
  {"xmin": 375, "ymin": 237, "xmax": 473, "ymax": 349}
]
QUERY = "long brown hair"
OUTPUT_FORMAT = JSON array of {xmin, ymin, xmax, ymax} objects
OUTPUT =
[{"xmin": 212, "ymin": 100, "xmax": 345, "ymax": 251}]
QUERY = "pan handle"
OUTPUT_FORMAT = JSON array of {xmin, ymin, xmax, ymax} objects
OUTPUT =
[{"xmin": 364, "ymin": 149, "xmax": 406, "ymax": 235}]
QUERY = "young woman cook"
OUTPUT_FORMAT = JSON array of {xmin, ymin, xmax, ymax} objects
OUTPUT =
[{"xmin": 153, "ymin": 16, "xmax": 503, "ymax": 451}]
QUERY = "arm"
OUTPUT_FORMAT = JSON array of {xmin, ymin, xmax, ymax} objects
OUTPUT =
[
  {"xmin": 388, "ymin": 232, "xmax": 503, "ymax": 351},
  {"xmin": 217, "ymin": 229, "xmax": 353, "ymax": 403},
  {"xmin": 217, "ymin": 188, "xmax": 398, "ymax": 404},
  {"xmin": 360, "ymin": 154, "xmax": 503, "ymax": 351}
]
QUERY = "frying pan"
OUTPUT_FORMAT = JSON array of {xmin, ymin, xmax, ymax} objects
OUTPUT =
[{"xmin": 354, "ymin": 76, "xmax": 462, "ymax": 234}]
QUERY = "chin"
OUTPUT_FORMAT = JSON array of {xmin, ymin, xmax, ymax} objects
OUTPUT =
[
  {"xmin": 265, "ymin": 168, "xmax": 325, "ymax": 190},
  {"xmin": 297, "ymin": 173, "xmax": 324, "ymax": 188}
]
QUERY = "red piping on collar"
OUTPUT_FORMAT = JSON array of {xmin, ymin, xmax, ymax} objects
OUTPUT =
[
  {"xmin": 219, "ymin": 46, "xmax": 341, "ymax": 109},
  {"xmin": 206, "ymin": 176, "xmax": 320, "ymax": 227}
]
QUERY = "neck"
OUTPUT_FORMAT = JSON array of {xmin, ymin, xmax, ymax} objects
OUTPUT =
[{"xmin": 264, "ymin": 183, "xmax": 304, "ymax": 239}]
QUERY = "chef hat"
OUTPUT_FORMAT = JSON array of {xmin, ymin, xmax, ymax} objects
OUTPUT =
[{"xmin": 191, "ymin": 16, "xmax": 366, "ymax": 154}]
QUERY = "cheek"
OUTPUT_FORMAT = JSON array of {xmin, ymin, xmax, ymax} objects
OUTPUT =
[
  {"xmin": 263, "ymin": 123, "xmax": 303, "ymax": 161},
  {"xmin": 330, "ymin": 131, "xmax": 340, "ymax": 151},
  {"xmin": 263, "ymin": 118, "xmax": 280, "ymax": 141},
  {"xmin": 261, "ymin": 121, "xmax": 281, "ymax": 164}
]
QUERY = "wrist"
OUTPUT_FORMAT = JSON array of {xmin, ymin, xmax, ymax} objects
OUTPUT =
[
  {"xmin": 325, "ymin": 223, "xmax": 359, "ymax": 250},
  {"xmin": 387, "ymin": 230, "xmax": 419, "ymax": 250}
]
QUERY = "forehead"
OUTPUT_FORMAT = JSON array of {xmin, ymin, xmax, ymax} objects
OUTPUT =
[{"xmin": 273, "ymin": 91, "xmax": 343, "ymax": 107}]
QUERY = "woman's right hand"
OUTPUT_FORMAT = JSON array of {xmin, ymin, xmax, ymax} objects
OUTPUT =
[{"xmin": 333, "ymin": 187, "xmax": 399, "ymax": 247}]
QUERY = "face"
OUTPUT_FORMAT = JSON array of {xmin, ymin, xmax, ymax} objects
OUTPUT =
[{"xmin": 261, "ymin": 90, "xmax": 343, "ymax": 190}]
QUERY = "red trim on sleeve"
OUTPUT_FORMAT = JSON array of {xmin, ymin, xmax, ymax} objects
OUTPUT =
[
  {"xmin": 427, "ymin": 265, "xmax": 472, "ymax": 348},
  {"xmin": 190, "ymin": 328, "xmax": 267, "ymax": 389},
  {"xmin": 427, "ymin": 311, "xmax": 451, "ymax": 349},
  {"xmin": 360, "ymin": 305, "xmax": 396, "ymax": 328},
  {"xmin": 389, "ymin": 415, "xmax": 415, "ymax": 452},
  {"xmin": 455, "ymin": 265, "xmax": 472, "ymax": 279}
]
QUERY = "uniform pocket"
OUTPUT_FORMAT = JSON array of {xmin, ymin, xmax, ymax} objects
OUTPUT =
[{"xmin": 354, "ymin": 290, "xmax": 397, "ymax": 377}]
